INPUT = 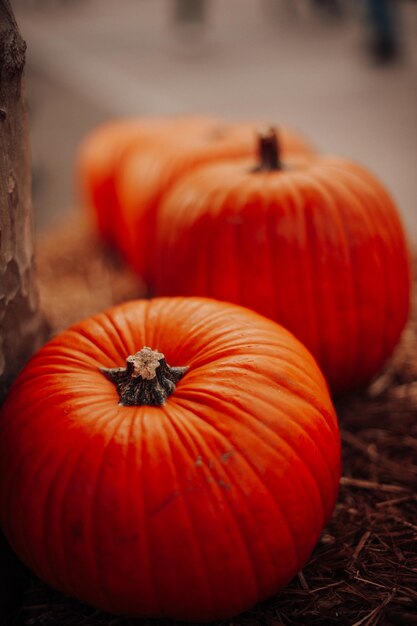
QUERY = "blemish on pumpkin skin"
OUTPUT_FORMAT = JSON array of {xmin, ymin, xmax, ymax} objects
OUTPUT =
[
  {"xmin": 194, "ymin": 455, "xmax": 203, "ymax": 467},
  {"xmin": 193, "ymin": 456, "xmax": 232, "ymax": 489},
  {"xmin": 194, "ymin": 456, "xmax": 218, "ymax": 469},
  {"xmin": 150, "ymin": 490, "xmax": 180, "ymax": 516},
  {"xmin": 220, "ymin": 450, "xmax": 235, "ymax": 463}
]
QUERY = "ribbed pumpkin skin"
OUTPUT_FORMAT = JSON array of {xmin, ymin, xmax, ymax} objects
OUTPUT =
[
  {"xmin": 77, "ymin": 118, "xmax": 161, "ymax": 246},
  {"xmin": 154, "ymin": 158, "xmax": 411, "ymax": 394},
  {"xmin": 0, "ymin": 298, "xmax": 340, "ymax": 622},
  {"xmin": 116, "ymin": 122, "xmax": 314, "ymax": 282},
  {"xmin": 76, "ymin": 116, "xmax": 219, "ymax": 248}
]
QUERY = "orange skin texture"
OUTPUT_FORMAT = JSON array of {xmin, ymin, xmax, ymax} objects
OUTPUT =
[
  {"xmin": 0, "ymin": 298, "xmax": 340, "ymax": 622},
  {"xmin": 154, "ymin": 156, "xmax": 411, "ymax": 395},
  {"xmin": 76, "ymin": 116, "xmax": 220, "ymax": 248},
  {"xmin": 115, "ymin": 121, "xmax": 314, "ymax": 282}
]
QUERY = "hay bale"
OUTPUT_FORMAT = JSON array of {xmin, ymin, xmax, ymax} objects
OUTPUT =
[{"xmin": 36, "ymin": 214, "xmax": 146, "ymax": 334}]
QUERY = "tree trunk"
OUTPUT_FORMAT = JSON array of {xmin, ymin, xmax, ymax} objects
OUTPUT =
[
  {"xmin": 0, "ymin": 0, "xmax": 47, "ymax": 401},
  {"xmin": 0, "ymin": 0, "xmax": 48, "ymax": 614}
]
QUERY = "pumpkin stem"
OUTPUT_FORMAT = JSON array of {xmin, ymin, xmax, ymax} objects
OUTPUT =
[
  {"xmin": 100, "ymin": 347, "xmax": 187, "ymax": 406},
  {"xmin": 253, "ymin": 127, "xmax": 282, "ymax": 172}
]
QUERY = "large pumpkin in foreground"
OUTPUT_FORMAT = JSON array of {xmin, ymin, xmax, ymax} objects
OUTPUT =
[
  {"xmin": 0, "ymin": 298, "xmax": 340, "ymax": 622},
  {"xmin": 154, "ymin": 130, "xmax": 411, "ymax": 394}
]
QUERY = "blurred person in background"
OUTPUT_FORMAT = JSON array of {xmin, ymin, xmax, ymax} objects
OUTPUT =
[
  {"xmin": 174, "ymin": 0, "xmax": 206, "ymax": 24},
  {"xmin": 365, "ymin": 0, "xmax": 401, "ymax": 64},
  {"xmin": 312, "ymin": 0, "xmax": 401, "ymax": 64}
]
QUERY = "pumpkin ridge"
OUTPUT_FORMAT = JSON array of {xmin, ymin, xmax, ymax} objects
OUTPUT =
[
  {"xmin": 173, "ymin": 303, "xmax": 236, "ymax": 354},
  {"xmin": 165, "ymin": 402, "xmax": 271, "ymax": 601},
  {"xmin": 191, "ymin": 347, "xmax": 311, "ymax": 382},
  {"xmin": 320, "ymin": 163, "xmax": 409, "ymax": 301},
  {"xmin": 16, "ymin": 375, "xmax": 123, "ymax": 427},
  {"xmin": 132, "ymin": 409, "xmax": 160, "ymax": 611},
  {"xmin": 237, "ymin": 184, "xmax": 268, "ymax": 313},
  {"xmin": 332, "ymin": 171, "xmax": 387, "ymax": 378},
  {"xmin": 265, "ymin": 178, "xmax": 301, "ymax": 341},
  {"xmin": 285, "ymin": 176, "xmax": 321, "ymax": 362},
  {"xmin": 303, "ymin": 173, "xmax": 337, "ymax": 375},
  {"xmin": 289, "ymin": 167, "xmax": 360, "ymax": 382},
  {"xmin": 176, "ymin": 351, "xmax": 337, "ymax": 442},
  {"xmin": 179, "ymin": 386, "xmax": 332, "ymax": 521},
  {"xmin": 45, "ymin": 412, "xmax": 115, "ymax": 600},
  {"xmin": 183, "ymin": 358, "xmax": 336, "ymax": 437},
  {"xmin": 330, "ymin": 164, "xmax": 410, "ymax": 358},
  {"xmin": 161, "ymin": 404, "xmax": 252, "ymax": 611},
  {"xmin": 39, "ymin": 433, "xmax": 95, "ymax": 594},
  {"xmin": 0, "ymin": 391, "xmax": 114, "ymax": 582},
  {"xmin": 208, "ymin": 183, "xmax": 242, "ymax": 302},
  {"xmin": 265, "ymin": 188, "xmax": 282, "ymax": 324},
  {"xmin": 205, "ymin": 182, "xmax": 237, "ymax": 298},
  {"xmin": 182, "ymin": 350, "xmax": 328, "ymax": 409},
  {"xmin": 307, "ymin": 168, "xmax": 359, "ymax": 389},
  {"xmin": 0, "ymin": 390, "xmax": 54, "ymax": 533},
  {"xmin": 103, "ymin": 310, "xmax": 134, "ymax": 360},
  {"xmin": 200, "ymin": 403, "xmax": 307, "ymax": 571},
  {"xmin": 179, "ymin": 390, "xmax": 329, "ymax": 557},
  {"xmin": 86, "ymin": 409, "xmax": 139, "ymax": 607},
  {"xmin": 1, "ymin": 424, "xmax": 58, "ymax": 575},
  {"xmin": 70, "ymin": 410, "xmax": 125, "ymax": 602},
  {"xmin": 223, "ymin": 441, "xmax": 304, "ymax": 575},
  {"xmin": 227, "ymin": 389, "xmax": 336, "ymax": 523},
  {"xmin": 142, "ymin": 406, "xmax": 214, "ymax": 615},
  {"xmin": 174, "ymin": 405, "xmax": 297, "ymax": 595},
  {"xmin": 318, "ymin": 167, "xmax": 387, "ymax": 385},
  {"xmin": 198, "ymin": 372, "xmax": 336, "ymax": 492},
  {"xmin": 300, "ymin": 173, "xmax": 329, "ymax": 371},
  {"xmin": 8, "ymin": 446, "xmax": 55, "ymax": 579},
  {"xmin": 234, "ymin": 185, "xmax": 248, "ymax": 308},
  {"xmin": 174, "ymin": 397, "xmax": 302, "ymax": 576},
  {"xmin": 123, "ymin": 389, "xmax": 141, "ymax": 594},
  {"xmin": 67, "ymin": 325, "xmax": 120, "ymax": 366}
]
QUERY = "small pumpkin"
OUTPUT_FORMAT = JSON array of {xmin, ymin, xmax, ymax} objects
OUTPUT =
[
  {"xmin": 115, "ymin": 120, "xmax": 314, "ymax": 282},
  {"xmin": 76, "ymin": 115, "xmax": 218, "ymax": 247},
  {"xmin": 154, "ymin": 129, "xmax": 411, "ymax": 394},
  {"xmin": 0, "ymin": 297, "xmax": 340, "ymax": 622}
]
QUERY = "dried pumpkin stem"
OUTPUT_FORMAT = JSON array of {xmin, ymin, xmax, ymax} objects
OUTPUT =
[
  {"xmin": 100, "ymin": 346, "xmax": 187, "ymax": 406},
  {"xmin": 253, "ymin": 126, "xmax": 283, "ymax": 172}
]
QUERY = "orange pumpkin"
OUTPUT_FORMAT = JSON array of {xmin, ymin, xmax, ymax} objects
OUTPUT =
[
  {"xmin": 76, "ymin": 115, "xmax": 219, "ymax": 247},
  {"xmin": 0, "ymin": 297, "xmax": 340, "ymax": 622},
  {"xmin": 116, "ymin": 120, "xmax": 314, "ymax": 282},
  {"xmin": 154, "ymin": 130, "xmax": 411, "ymax": 394}
]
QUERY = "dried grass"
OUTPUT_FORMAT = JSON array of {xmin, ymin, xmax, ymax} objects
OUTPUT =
[{"xmin": 5, "ymin": 216, "xmax": 417, "ymax": 626}]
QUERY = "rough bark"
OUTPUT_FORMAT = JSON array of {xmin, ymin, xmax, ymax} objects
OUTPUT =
[
  {"xmin": 0, "ymin": 0, "xmax": 48, "ymax": 615},
  {"xmin": 0, "ymin": 0, "xmax": 47, "ymax": 402}
]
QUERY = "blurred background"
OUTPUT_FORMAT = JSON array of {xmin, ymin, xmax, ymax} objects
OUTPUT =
[{"xmin": 12, "ymin": 0, "xmax": 417, "ymax": 243}]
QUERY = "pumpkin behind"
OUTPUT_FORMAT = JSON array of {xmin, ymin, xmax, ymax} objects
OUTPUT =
[
  {"xmin": 115, "ymin": 120, "xmax": 314, "ymax": 282},
  {"xmin": 154, "ymin": 136, "xmax": 411, "ymax": 394},
  {"xmin": 76, "ymin": 115, "xmax": 219, "ymax": 248}
]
